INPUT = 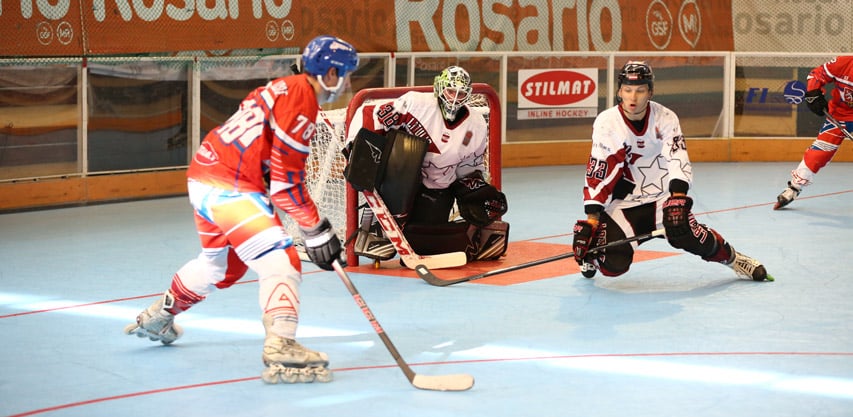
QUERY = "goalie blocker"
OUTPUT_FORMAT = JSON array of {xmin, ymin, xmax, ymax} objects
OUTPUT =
[{"xmin": 344, "ymin": 128, "xmax": 509, "ymax": 263}]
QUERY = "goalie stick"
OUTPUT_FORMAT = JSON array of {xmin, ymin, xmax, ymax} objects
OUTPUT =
[
  {"xmin": 362, "ymin": 189, "xmax": 468, "ymax": 270},
  {"xmin": 416, "ymin": 228, "xmax": 666, "ymax": 286},
  {"xmin": 331, "ymin": 259, "xmax": 475, "ymax": 391}
]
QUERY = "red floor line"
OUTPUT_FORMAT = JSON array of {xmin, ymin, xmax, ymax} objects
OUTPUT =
[
  {"xmin": 9, "ymin": 350, "xmax": 853, "ymax": 417},
  {"xmin": 0, "ymin": 272, "xmax": 321, "ymax": 319},
  {"xmin": 4, "ymin": 189, "xmax": 852, "ymax": 318}
]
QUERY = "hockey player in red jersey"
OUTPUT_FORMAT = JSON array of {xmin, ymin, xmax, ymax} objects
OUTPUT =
[
  {"xmin": 124, "ymin": 35, "xmax": 358, "ymax": 384},
  {"xmin": 775, "ymin": 55, "xmax": 853, "ymax": 209},
  {"xmin": 572, "ymin": 61, "xmax": 772, "ymax": 282},
  {"xmin": 345, "ymin": 66, "xmax": 509, "ymax": 264}
]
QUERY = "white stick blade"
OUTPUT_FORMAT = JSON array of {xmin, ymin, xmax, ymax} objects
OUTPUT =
[
  {"xmin": 411, "ymin": 373, "xmax": 475, "ymax": 391},
  {"xmin": 401, "ymin": 251, "xmax": 467, "ymax": 270}
]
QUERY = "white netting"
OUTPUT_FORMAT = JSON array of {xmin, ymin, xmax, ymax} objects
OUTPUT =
[
  {"xmin": 281, "ymin": 87, "xmax": 498, "ymax": 263},
  {"xmin": 279, "ymin": 108, "xmax": 350, "ymax": 247}
]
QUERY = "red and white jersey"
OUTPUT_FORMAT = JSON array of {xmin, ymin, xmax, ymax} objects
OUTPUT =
[
  {"xmin": 187, "ymin": 74, "xmax": 321, "ymax": 228},
  {"xmin": 807, "ymin": 55, "xmax": 853, "ymax": 121},
  {"xmin": 584, "ymin": 101, "xmax": 693, "ymax": 210},
  {"xmin": 347, "ymin": 91, "xmax": 489, "ymax": 190}
]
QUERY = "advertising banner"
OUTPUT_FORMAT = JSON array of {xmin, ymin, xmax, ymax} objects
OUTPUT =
[
  {"xmin": 517, "ymin": 68, "xmax": 599, "ymax": 120},
  {"xmin": 1, "ymin": 0, "xmax": 733, "ymax": 57},
  {"xmin": 733, "ymin": 0, "xmax": 852, "ymax": 53}
]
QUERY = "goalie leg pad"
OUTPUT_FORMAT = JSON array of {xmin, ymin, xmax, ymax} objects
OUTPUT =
[
  {"xmin": 403, "ymin": 222, "xmax": 471, "ymax": 256},
  {"xmin": 343, "ymin": 128, "xmax": 390, "ymax": 192},
  {"xmin": 377, "ymin": 129, "xmax": 430, "ymax": 219},
  {"xmin": 468, "ymin": 221, "xmax": 509, "ymax": 261}
]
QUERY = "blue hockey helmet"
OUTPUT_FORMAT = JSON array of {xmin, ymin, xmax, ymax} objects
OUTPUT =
[{"xmin": 301, "ymin": 35, "xmax": 359, "ymax": 78}]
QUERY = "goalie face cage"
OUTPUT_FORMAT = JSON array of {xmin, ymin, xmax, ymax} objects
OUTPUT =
[{"xmin": 279, "ymin": 83, "xmax": 501, "ymax": 267}]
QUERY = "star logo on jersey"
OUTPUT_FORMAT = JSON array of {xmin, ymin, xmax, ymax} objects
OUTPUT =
[
  {"xmin": 637, "ymin": 155, "xmax": 668, "ymax": 196},
  {"xmin": 673, "ymin": 157, "xmax": 692, "ymax": 179}
]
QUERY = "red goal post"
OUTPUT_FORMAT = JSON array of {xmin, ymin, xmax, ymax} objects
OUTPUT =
[{"xmin": 343, "ymin": 83, "xmax": 503, "ymax": 266}]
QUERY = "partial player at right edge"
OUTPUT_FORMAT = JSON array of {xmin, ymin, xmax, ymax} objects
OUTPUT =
[
  {"xmin": 343, "ymin": 66, "xmax": 509, "ymax": 267},
  {"xmin": 774, "ymin": 55, "xmax": 853, "ymax": 210},
  {"xmin": 572, "ymin": 61, "xmax": 773, "ymax": 282}
]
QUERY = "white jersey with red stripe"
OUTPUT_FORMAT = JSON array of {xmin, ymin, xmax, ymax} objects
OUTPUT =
[
  {"xmin": 584, "ymin": 101, "xmax": 693, "ymax": 210},
  {"xmin": 347, "ymin": 91, "xmax": 489, "ymax": 189}
]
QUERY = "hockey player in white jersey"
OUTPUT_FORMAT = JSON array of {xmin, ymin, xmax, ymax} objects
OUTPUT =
[
  {"xmin": 345, "ymin": 66, "xmax": 508, "ymax": 263},
  {"xmin": 572, "ymin": 61, "xmax": 772, "ymax": 281}
]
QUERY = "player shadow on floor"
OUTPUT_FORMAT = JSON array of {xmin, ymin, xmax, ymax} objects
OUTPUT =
[{"xmin": 558, "ymin": 263, "xmax": 749, "ymax": 340}]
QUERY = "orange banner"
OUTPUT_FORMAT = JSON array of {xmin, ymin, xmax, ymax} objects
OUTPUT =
[{"xmin": 0, "ymin": 0, "xmax": 732, "ymax": 57}]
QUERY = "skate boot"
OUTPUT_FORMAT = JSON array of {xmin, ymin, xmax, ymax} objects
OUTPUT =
[
  {"xmin": 580, "ymin": 261, "xmax": 597, "ymax": 279},
  {"xmin": 773, "ymin": 181, "xmax": 801, "ymax": 210},
  {"xmin": 124, "ymin": 291, "xmax": 183, "ymax": 345},
  {"xmin": 727, "ymin": 251, "xmax": 774, "ymax": 282},
  {"xmin": 261, "ymin": 336, "xmax": 333, "ymax": 384},
  {"xmin": 353, "ymin": 223, "xmax": 396, "ymax": 261}
]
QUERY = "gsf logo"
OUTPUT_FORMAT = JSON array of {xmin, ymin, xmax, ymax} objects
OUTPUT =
[
  {"xmin": 35, "ymin": 21, "xmax": 73, "ymax": 46},
  {"xmin": 646, "ymin": 0, "xmax": 702, "ymax": 50}
]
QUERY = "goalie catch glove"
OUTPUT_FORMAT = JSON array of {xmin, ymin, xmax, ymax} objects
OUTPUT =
[
  {"xmin": 451, "ymin": 172, "xmax": 508, "ymax": 227},
  {"xmin": 300, "ymin": 218, "xmax": 345, "ymax": 271},
  {"xmin": 804, "ymin": 89, "xmax": 828, "ymax": 117}
]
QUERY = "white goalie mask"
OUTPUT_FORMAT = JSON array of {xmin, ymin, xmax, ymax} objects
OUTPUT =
[{"xmin": 434, "ymin": 66, "xmax": 473, "ymax": 121}]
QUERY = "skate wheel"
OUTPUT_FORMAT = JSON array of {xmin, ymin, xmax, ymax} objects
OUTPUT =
[{"xmin": 373, "ymin": 259, "xmax": 380, "ymax": 269}]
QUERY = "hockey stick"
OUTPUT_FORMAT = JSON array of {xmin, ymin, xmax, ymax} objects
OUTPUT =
[
  {"xmin": 331, "ymin": 259, "xmax": 475, "ymax": 391},
  {"xmin": 361, "ymin": 189, "xmax": 467, "ymax": 270},
  {"xmin": 824, "ymin": 110, "xmax": 853, "ymax": 142},
  {"xmin": 416, "ymin": 228, "xmax": 666, "ymax": 286}
]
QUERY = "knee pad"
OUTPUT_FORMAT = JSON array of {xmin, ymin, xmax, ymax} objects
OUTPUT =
[
  {"xmin": 591, "ymin": 221, "xmax": 631, "ymax": 277},
  {"xmin": 596, "ymin": 247, "xmax": 633, "ymax": 277},
  {"xmin": 175, "ymin": 247, "xmax": 230, "ymax": 295},
  {"xmin": 246, "ymin": 248, "xmax": 303, "ymax": 319}
]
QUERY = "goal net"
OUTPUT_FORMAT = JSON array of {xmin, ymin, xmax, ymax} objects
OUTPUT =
[{"xmin": 280, "ymin": 83, "xmax": 502, "ymax": 266}]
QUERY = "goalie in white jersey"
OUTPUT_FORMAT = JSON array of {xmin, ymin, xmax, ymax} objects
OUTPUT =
[
  {"xmin": 345, "ymin": 66, "xmax": 508, "ymax": 263},
  {"xmin": 572, "ymin": 61, "xmax": 772, "ymax": 282}
]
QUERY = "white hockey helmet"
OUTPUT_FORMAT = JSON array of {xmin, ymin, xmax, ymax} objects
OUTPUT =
[{"xmin": 433, "ymin": 66, "xmax": 473, "ymax": 121}]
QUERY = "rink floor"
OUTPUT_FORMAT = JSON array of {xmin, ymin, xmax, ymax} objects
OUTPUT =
[{"xmin": 1, "ymin": 162, "xmax": 852, "ymax": 417}]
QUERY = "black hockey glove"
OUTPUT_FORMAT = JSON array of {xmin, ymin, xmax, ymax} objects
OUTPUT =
[
  {"xmin": 804, "ymin": 89, "xmax": 828, "ymax": 117},
  {"xmin": 662, "ymin": 194, "xmax": 693, "ymax": 249},
  {"xmin": 300, "ymin": 218, "xmax": 344, "ymax": 271},
  {"xmin": 572, "ymin": 220, "xmax": 598, "ymax": 265},
  {"xmin": 451, "ymin": 173, "xmax": 508, "ymax": 227}
]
